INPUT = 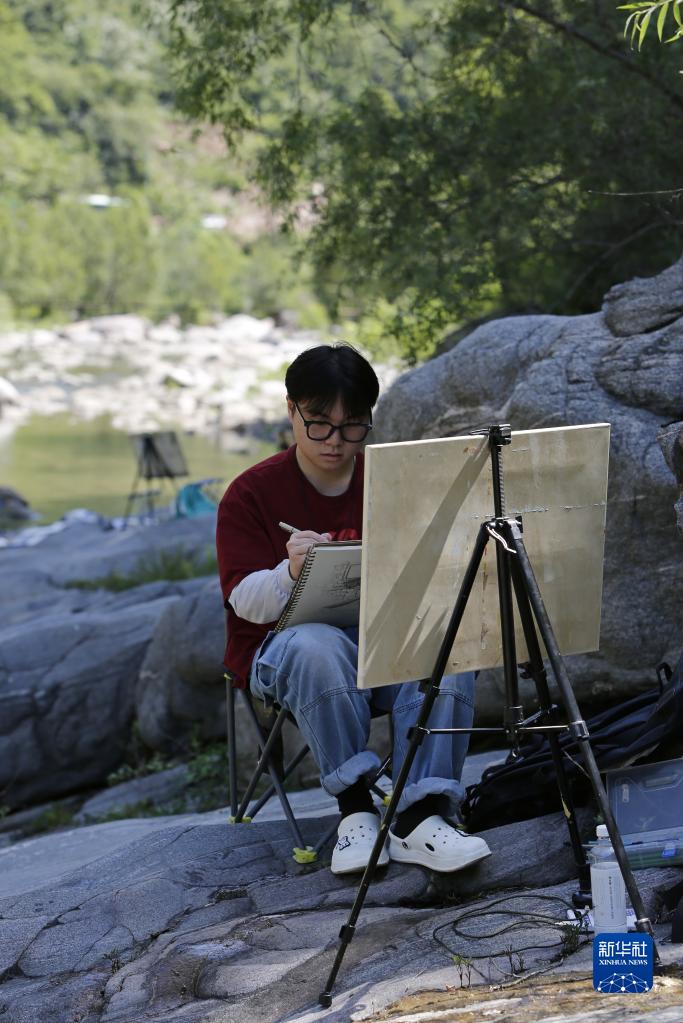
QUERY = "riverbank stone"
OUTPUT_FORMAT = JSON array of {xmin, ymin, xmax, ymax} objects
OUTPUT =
[
  {"xmin": 0, "ymin": 791, "xmax": 680, "ymax": 1023},
  {"xmin": 0, "ymin": 597, "xmax": 177, "ymax": 807}
]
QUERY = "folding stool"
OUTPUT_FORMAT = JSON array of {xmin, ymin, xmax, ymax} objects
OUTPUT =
[{"xmin": 225, "ymin": 674, "xmax": 391, "ymax": 863}]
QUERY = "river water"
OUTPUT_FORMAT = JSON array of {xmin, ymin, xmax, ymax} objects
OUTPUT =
[{"xmin": 0, "ymin": 414, "xmax": 272, "ymax": 524}]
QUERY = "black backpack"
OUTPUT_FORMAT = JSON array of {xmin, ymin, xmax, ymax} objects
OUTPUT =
[{"xmin": 460, "ymin": 653, "xmax": 683, "ymax": 832}]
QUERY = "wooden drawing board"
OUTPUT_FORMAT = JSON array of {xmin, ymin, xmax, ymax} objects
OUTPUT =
[
  {"xmin": 130, "ymin": 432, "xmax": 188, "ymax": 479},
  {"xmin": 357, "ymin": 423, "xmax": 610, "ymax": 689}
]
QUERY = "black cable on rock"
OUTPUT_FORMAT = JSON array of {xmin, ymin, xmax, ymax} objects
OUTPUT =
[{"xmin": 432, "ymin": 893, "xmax": 591, "ymax": 968}]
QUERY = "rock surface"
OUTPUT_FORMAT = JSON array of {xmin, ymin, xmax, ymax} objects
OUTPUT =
[
  {"xmin": 602, "ymin": 254, "xmax": 683, "ymax": 336},
  {"xmin": 373, "ymin": 261, "xmax": 683, "ymax": 718},
  {"xmin": 658, "ymin": 420, "xmax": 683, "ymax": 532},
  {"xmin": 0, "ymin": 485, "xmax": 34, "ymax": 521},
  {"xmin": 0, "ymin": 515, "xmax": 224, "ymax": 807},
  {"xmin": 136, "ymin": 577, "xmax": 227, "ymax": 751},
  {"xmin": 73, "ymin": 765, "xmax": 192, "ymax": 824},
  {"xmin": 0, "ymin": 509, "xmax": 349, "ymax": 810},
  {"xmin": 0, "ymin": 509, "xmax": 395, "ymax": 807},
  {"xmin": 0, "ymin": 596, "xmax": 177, "ymax": 807},
  {"xmin": 0, "ymin": 313, "xmax": 400, "ymax": 442},
  {"xmin": 0, "ymin": 784, "xmax": 681, "ymax": 1023}
]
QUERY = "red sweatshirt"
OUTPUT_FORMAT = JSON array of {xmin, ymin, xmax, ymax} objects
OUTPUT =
[{"xmin": 216, "ymin": 444, "xmax": 364, "ymax": 686}]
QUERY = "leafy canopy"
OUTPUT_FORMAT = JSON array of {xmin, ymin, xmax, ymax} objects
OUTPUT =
[
  {"xmin": 0, "ymin": 0, "xmax": 325, "ymax": 325},
  {"xmin": 169, "ymin": 0, "xmax": 683, "ymax": 358}
]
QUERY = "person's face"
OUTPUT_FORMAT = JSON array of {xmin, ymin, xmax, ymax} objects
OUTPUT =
[{"xmin": 287, "ymin": 396, "xmax": 371, "ymax": 476}]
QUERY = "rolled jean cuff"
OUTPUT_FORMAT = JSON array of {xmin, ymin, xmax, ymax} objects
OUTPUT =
[
  {"xmin": 322, "ymin": 751, "xmax": 382, "ymax": 797},
  {"xmin": 397, "ymin": 777, "xmax": 465, "ymax": 819}
]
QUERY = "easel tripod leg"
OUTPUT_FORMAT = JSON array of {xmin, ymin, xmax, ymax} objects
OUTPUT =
[
  {"xmin": 508, "ymin": 553, "xmax": 592, "ymax": 901},
  {"xmin": 318, "ymin": 524, "xmax": 491, "ymax": 1006},
  {"xmin": 124, "ymin": 467, "xmax": 141, "ymax": 523},
  {"xmin": 318, "ymin": 680, "xmax": 441, "ymax": 1006},
  {"xmin": 508, "ymin": 523, "xmax": 661, "ymax": 964}
]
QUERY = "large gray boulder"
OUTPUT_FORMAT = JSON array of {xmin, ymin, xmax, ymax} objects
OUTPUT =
[
  {"xmin": 49, "ymin": 514, "xmax": 217, "ymax": 586},
  {"xmin": 0, "ymin": 598, "xmax": 177, "ymax": 808},
  {"xmin": 0, "ymin": 513, "xmax": 216, "ymax": 588},
  {"xmin": 602, "ymin": 254, "xmax": 683, "ymax": 335},
  {"xmin": 73, "ymin": 765, "xmax": 192, "ymax": 824},
  {"xmin": 136, "ymin": 577, "xmax": 227, "ymax": 751},
  {"xmin": 373, "ymin": 261, "xmax": 683, "ymax": 718},
  {"xmin": 0, "ymin": 515, "xmax": 225, "ymax": 805},
  {"xmin": 658, "ymin": 420, "xmax": 683, "ymax": 531}
]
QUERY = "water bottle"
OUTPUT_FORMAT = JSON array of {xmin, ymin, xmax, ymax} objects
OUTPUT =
[{"xmin": 588, "ymin": 824, "xmax": 628, "ymax": 933}]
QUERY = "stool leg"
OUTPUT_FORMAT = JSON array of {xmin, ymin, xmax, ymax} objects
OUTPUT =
[
  {"xmin": 239, "ymin": 702, "xmax": 310, "ymax": 855},
  {"xmin": 248, "ymin": 744, "xmax": 310, "ymax": 817},
  {"xmin": 226, "ymin": 676, "xmax": 238, "ymax": 818}
]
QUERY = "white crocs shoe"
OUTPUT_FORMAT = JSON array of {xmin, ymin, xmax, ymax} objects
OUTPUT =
[
  {"xmin": 389, "ymin": 815, "xmax": 491, "ymax": 873},
  {"xmin": 331, "ymin": 811, "xmax": 390, "ymax": 875}
]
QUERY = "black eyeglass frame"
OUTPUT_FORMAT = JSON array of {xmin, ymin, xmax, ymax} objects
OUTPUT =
[{"xmin": 292, "ymin": 400, "xmax": 373, "ymax": 443}]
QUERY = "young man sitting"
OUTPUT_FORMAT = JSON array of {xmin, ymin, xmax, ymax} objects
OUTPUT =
[{"xmin": 216, "ymin": 343, "xmax": 491, "ymax": 875}]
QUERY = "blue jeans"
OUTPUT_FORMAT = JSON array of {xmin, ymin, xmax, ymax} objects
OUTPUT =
[{"xmin": 249, "ymin": 623, "xmax": 475, "ymax": 817}]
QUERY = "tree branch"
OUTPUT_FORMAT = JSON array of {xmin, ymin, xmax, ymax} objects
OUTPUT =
[
  {"xmin": 563, "ymin": 219, "xmax": 663, "ymax": 305},
  {"xmin": 508, "ymin": 1, "xmax": 683, "ymax": 116}
]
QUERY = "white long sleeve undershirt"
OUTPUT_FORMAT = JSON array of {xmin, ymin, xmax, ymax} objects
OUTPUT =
[{"xmin": 228, "ymin": 559, "xmax": 296, "ymax": 623}]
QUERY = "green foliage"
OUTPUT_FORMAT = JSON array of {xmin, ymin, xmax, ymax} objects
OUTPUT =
[
  {"xmin": 106, "ymin": 751, "xmax": 173, "ymax": 786},
  {"xmin": 0, "ymin": 292, "xmax": 15, "ymax": 329},
  {"xmin": 96, "ymin": 798, "xmax": 161, "ymax": 822},
  {"xmin": 0, "ymin": 0, "xmax": 324, "ymax": 327},
  {"xmin": 105, "ymin": 718, "xmax": 177, "ymax": 787},
  {"xmin": 451, "ymin": 953, "xmax": 473, "ymax": 989},
  {"xmin": 560, "ymin": 919, "xmax": 590, "ymax": 956},
  {"xmin": 0, "ymin": 0, "xmax": 161, "ymax": 193},
  {"xmin": 237, "ymin": 234, "xmax": 326, "ymax": 320},
  {"xmin": 8, "ymin": 0, "xmax": 683, "ymax": 354},
  {"xmin": 169, "ymin": 0, "xmax": 683, "ymax": 354},
  {"xmin": 0, "ymin": 194, "xmax": 159, "ymax": 319},
  {"xmin": 155, "ymin": 218, "xmax": 248, "ymax": 322},
  {"xmin": 66, "ymin": 545, "xmax": 218, "ymax": 591},
  {"xmin": 342, "ymin": 297, "xmax": 448, "ymax": 365},
  {"xmin": 620, "ymin": 2, "xmax": 683, "ymax": 48},
  {"xmin": 22, "ymin": 804, "xmax": 75, "ymax": 836},
  {"xmin": 102, "ymin": 733, "xmax": 229, "ymax": 819},
  {"xmin": 186, "ymin": 740, "xmax": 226, "ymax": 788}
]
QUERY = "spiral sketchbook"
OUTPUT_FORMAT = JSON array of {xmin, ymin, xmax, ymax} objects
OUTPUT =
[{"xmin": 276, "ymin": 541, "xmax": 362, "ymax": 631}]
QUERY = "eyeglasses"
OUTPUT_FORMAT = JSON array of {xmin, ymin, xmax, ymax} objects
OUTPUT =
[{"xmin": 293, "ymin": 401, "xmax": 373, "ymax": 443}]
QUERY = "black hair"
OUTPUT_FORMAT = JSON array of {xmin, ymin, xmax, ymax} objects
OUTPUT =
[{"xmin": 285, "ymin": 343, "xmax": 379, "ymax": 419}]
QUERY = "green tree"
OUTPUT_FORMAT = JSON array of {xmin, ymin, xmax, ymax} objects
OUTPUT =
[
  {"xmin": 168, "ymin": 0, "xmax": 683, "ymax": 357},
  {"xmin": 0, "ymin": 202, "xmax": 85, "ymax": 318},
  {"xmin": 77, "ymin": 194, "xmax": 158, "ymax": 315},
  {"xmin": 155, "ymin": 218, "xmax": 248, "ymax": 321},
  {"xmin": 0, "ymin": 1, "xmax": 55, "ymax": 123},
  {"xmin": 236, "ymin": 235, "xmax": 321, "ymax": 320},
  {"xmin": 0, "ymin": 0, "xmax": 326, "ymax": 325}
]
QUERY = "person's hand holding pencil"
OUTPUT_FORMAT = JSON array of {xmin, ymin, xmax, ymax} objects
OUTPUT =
[{"xmin": 279, "ymin": 521, "xmax": 331, "ymax": 580}]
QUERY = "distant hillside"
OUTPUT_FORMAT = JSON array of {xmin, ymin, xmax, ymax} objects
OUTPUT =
[{"xmin": 0, "ymin": 0, "xmax": 326, "ymax": 328}]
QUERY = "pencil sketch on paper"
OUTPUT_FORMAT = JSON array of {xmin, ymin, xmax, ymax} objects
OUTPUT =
[{"xmin": 323, "ymin": 562, "xmax": 361, "ymax": 610}]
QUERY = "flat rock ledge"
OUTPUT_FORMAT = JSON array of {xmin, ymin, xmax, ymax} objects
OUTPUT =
[{"xmin": 0, "ymin": 789, "xmax": 681, "ymax": 1023}]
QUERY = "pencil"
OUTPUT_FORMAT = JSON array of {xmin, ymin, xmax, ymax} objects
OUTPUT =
[{"xmin": 278, "ymin": 521, "xmax": 300, "ymax": 534}]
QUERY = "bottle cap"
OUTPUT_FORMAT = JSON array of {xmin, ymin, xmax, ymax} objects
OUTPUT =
[{"xmin": 596, "ymin": 824, "xmax": 609, "ymax": 839}]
